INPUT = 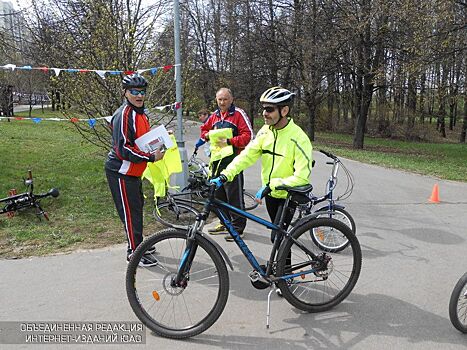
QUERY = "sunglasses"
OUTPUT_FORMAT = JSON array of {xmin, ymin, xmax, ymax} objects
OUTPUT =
[
  {"xmin": 128, "ymin": 89, "xmax": 146, "ymax": 96},
  {"xmin": 262, "ymin": 106, "xmax": 277, "ymax": 113}
]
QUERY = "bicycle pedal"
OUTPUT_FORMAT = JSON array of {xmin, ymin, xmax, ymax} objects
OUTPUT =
[{"xmin": 249, "ymin": 270, "xmax": 270, "ymax": 290}]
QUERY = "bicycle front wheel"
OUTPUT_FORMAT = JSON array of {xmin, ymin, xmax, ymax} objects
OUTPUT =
[
  {"xmin": 153, "ymin": 201, "xmax": 199, "ymax": 229},
  {"xmin": 126, "ymin": 229, "xmax": 230, "ymax": 339},
  {"xmin": 276, "ymin": 218, "xmax": 361, "ymax": 312},
  {"xmin": 243, "ymin": 191, "xmax": 259, "ymax": 211},
  {"xmin": 311, "ymin": 207, "xmax": 356, "ymax": 253},
  {"xmin": 449, "ymin": 272, "xmax": 467, "ymax": 333}
]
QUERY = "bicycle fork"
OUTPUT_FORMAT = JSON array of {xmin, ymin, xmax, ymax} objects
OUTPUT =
[
  {"xmin": 171, "ymin": 220, "xmax": 205, "ymax": 288},
  {"xmin": 171, "ymin": 237, "xmax": 198, "ymax": 289}
]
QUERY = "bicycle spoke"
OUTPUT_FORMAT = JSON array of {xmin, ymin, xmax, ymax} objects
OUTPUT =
[
  {"xmin": 126, "ymin": 229, "xmax": 229, "ymax": 338},
  {"xmin": 276, "ymin": 218, "xmax": 361, "ymax": 312}
]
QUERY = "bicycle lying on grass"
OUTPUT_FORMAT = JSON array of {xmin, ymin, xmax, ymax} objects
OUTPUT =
[
  {"xmin": 153, "ymin": 149, "xmax": 258, "ymax": 228},
  {"xmin": 127, "ymin": 180, "xmax": 362, "ymax": 339},
  {"xmin": 449, "ymin": 272, "xmax": 467, "ymax": 333},
  {"xmin": 0, "ymin": 170, "xmax": 59, "ymax": 220},
  {"xmin": 292, "ymin": 149, "xmax": 356, "ymax": 253}
]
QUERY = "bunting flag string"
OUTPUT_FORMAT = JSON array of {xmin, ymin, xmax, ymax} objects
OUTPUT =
[
  {"xmin": 153, "ymin": 102, "xmax": 182, "ymax": 111},
  {"xmin": 0, "ymin": 63, "xmax": 178, "ymax": 79},
  {"xmin": 0, "ymin": 102, "xmax": 182, "ymax": 128},
  {"xmin": 0, "ymin": 115, "xmax": 110, "ymax": 128}
]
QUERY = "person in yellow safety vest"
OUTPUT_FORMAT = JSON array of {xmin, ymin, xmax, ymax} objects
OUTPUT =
[{"xmin": 210, "ymin": 87, "xmax": 313, "ymax": 246}]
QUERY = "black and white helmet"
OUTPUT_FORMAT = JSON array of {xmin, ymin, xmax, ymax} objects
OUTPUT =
[
  {"xmin": 122, "ymin": 73, "xmax": 148, "ymax": 89},
  {"xmin": 260, "ymin": 87, "xmax": 295, "ymax": 105}
]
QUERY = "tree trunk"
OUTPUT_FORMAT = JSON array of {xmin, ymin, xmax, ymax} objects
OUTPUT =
[
  {"xmin": 406, "ymin": 72, "xmax": 417, "ymax": 138},
  {"xmin": 419, "ymin": 71, "xmax": 426, "ymax": 123},
  {"xmin": 460, "ymin": 84, "xmax": 467, "ymax": 143},
  {"xmin": 304, "ymin": 93, "xmax": 317, "ymax": 141}
]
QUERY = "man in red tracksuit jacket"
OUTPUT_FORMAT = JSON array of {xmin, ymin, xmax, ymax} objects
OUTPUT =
[
  {"xmin": 105, "ymin": 73, "xmax": 164, "ymax": 266},
  {"xmin": 200, "ymin": 88, "xmax": 254, "ymax": 241}
]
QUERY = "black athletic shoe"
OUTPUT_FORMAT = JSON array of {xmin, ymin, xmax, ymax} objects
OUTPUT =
[{"xmin": 127, "ymin": 252, "xmax": 159, "ymax": 267}]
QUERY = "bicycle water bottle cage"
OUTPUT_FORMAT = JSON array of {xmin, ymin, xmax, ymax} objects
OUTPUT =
[{"xmin": 276, "ymin": 184, "xmax": 314, "ymax": 205}]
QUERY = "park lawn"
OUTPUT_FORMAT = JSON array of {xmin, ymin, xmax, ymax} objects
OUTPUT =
[
  {"xmin": 0, "ymin": 108, "xmax": 466, "ymax": 258},
  {"xmin": 0, "ymin": 108, "xmax": 160, "ymax": 258},
  {"xmin": 315, "ymin": 132, "xmax": 467, "ymax": 182}
]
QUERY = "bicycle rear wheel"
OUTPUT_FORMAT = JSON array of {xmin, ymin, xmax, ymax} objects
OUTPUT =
[
  {"xmin": 311, "ymin": 207, "xmax": 356, "ymax": 253},
  {"xmin": 449, "ymin": 272, "xmax": 467, "ymax": 333},
  {"xmin": 153, "ymin": 201, "xmax": 199, "ymax": 228},
  {"xmin": 243, "ymin": 191, "xmax": 259, "ymax": 211},
  {"xmin": 126, "ymin": 229, "xmax": 230, "ymax": 339},
  {"xmin": 276, "ymin": 218, "xmax": 361, "ymax": 312}
]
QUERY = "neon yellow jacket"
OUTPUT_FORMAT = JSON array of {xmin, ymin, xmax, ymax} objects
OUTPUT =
[{"xmin": 221, "ymin": 119, "xmax": 313, "ymax": 199}]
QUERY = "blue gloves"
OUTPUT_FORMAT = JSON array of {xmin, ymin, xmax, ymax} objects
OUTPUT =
[
  {"xmin": 255, "ymin": 186, "xmax": 271, "ymax": 200},
  {"xmin": 209, "ymin": 174, "xmax": 227, "ymax": 188},
  {"xmin": 195, "ymin": 138, "xmax": 206, "ymax": 149}
]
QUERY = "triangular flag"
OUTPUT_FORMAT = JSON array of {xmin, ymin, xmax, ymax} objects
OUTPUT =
[
  {"xmin": 95, "ymin": 70, "xmax": 106, "ymax": 79},
  {"xmin": 137, "ymin": 69, "xmax": 149, "ymax": 74},
  {"xmin": 124, "ymin": 70, "xmax": 135, "ymax": 75},
  {"xmin": 52, "ymin": 68, "xmax": 61, "ymax": 76},
  {"xmin": 88, "ymin": 119, "xmax": 96, "ymax": 128},
  {"xmin": 19, "ymin": 65, "xmax": 32, "ymax": 70},
  {"xmin": 14, "ymin": 117, "xmax": 24, "ymax": 120},
  {"xmin": 32, "ymin": 118, "xmax": 42, "ymax": 123},
  {"xmin": 2, "ymin": 64, "xmax": 16, "ymax": 70},
  {"xmin": 66, "ymin": 69, "xmax": 78, "ymax": 73},
  {"xmin": 174, "ymin": 102, "xmax": 182, "ymax": 110},
  {"xmin": 70, "ymin": 117, "xmax": 79, "ymax": 123},
  {"xmin": 163, "ymin": 65, "xmax": 173, "ymax": 72},
  {"xmin": 104, "ymin": 116, "xmax": 113, "ymax": 123},
  {"xmin": 39, "ymin": 67, "xmax": 49, "ymax": 72},
  {"xmin": 150, "ymin": 67, "xmax": 158, "ymax": 75}
]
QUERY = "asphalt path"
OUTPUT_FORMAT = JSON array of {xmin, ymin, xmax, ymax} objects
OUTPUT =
[{"xmin": 1, "ymin": 119, "xmax": 466, "ymax": 349}]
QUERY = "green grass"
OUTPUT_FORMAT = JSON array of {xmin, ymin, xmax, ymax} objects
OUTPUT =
[
  {"xmin": 0, "ymin": 108, "xmax": 160, "ymax": 258},
  {"xmin": 0, "ymin": 108, "xmax": 466, "ymax": 258},
  {"xmin": 314, "ymin": 132, "xmax": 467, "ymax": 182}
]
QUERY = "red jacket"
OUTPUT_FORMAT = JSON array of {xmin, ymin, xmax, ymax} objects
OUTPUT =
[
  {"xmin": 200, "ymin": 104, "xmax": 253, "ymax": 176},
  {"xmin": 200, "ymin": 104, "xmax": 253, "ymax": 154},
  {"xmin": 105, "ymin": 103, "xmax": 155, "ymax": 177}
]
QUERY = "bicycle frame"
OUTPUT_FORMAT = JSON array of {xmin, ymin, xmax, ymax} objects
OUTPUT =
[
  {"xmin": 173, "ymin": 187, "xmax": 323, "ymax": 288},
  {"xmin": 0, "ymin": 171, "xmax": 59, "ymax": 219},
  {"xmin": 293, "ymin": 149, "xmax": 353, "ymax": 223}
]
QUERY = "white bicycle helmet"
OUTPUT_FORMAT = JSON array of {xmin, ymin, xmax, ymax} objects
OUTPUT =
[{"xmin": 260, "ymin": 87, "xmax": 295, "ymax": 105}]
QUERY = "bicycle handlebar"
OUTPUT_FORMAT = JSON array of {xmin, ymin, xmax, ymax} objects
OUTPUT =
[
  {"xmin": 36, "ymin": 188, "xmax": 60, "ymax": 199},
  {"xmin": 319, "ymin": 149, "xmax": 338, "ymax": 160}
]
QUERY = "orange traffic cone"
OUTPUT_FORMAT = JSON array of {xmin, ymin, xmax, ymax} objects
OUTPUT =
[{"xmin": 428, "ymin": 184, "xmax": 440, "ymax": 203}]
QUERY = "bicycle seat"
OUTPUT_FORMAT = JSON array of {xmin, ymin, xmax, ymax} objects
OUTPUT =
[
  {"xmin": 276, "ymin": 184, "xmax": 313, "ymax": 204},
  {"xmin": 276, "ymin": 184, "xmax": 313, "ymax": 193}
]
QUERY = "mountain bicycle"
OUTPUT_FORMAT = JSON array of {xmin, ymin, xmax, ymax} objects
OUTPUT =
[
  {"xmin": 127, "ymin": 181, "xmax": 362, "ymax": 339},
  {"xmin": 0, "ymin": 170, "xmax": 59, "ymax": 220},
  {"xmin": 291, "ymin": 149, "xmax": 356, "ymax": 253},
  {"xmin": 153, "ymin": 149, "xmax": 258, "ymax": 228},
  {"xmin": 449, "ymin": 272, "xmax": 467, "ymax": 333}
]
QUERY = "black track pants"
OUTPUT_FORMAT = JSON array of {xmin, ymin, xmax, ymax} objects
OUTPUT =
[
  {"xmin": 265, "ymin": 196, "xmax": 296, "ymax": 267},
  {"xmin": 106, "ymin": 169, "xmax": 144, "ymax": 253}
]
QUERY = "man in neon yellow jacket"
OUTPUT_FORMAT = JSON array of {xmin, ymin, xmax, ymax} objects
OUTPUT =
[{"xmin": 211, "ymin": 87, "xmax": 313, "ymax": 242}]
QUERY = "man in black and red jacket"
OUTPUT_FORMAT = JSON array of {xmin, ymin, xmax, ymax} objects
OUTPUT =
[
  {"xmin": 105, "ymin": 73, "xmax": 164, "ymax": 266},
  {"xmin": 200, "ymin": 88, "xmax": 254, "ymax": 241}
]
